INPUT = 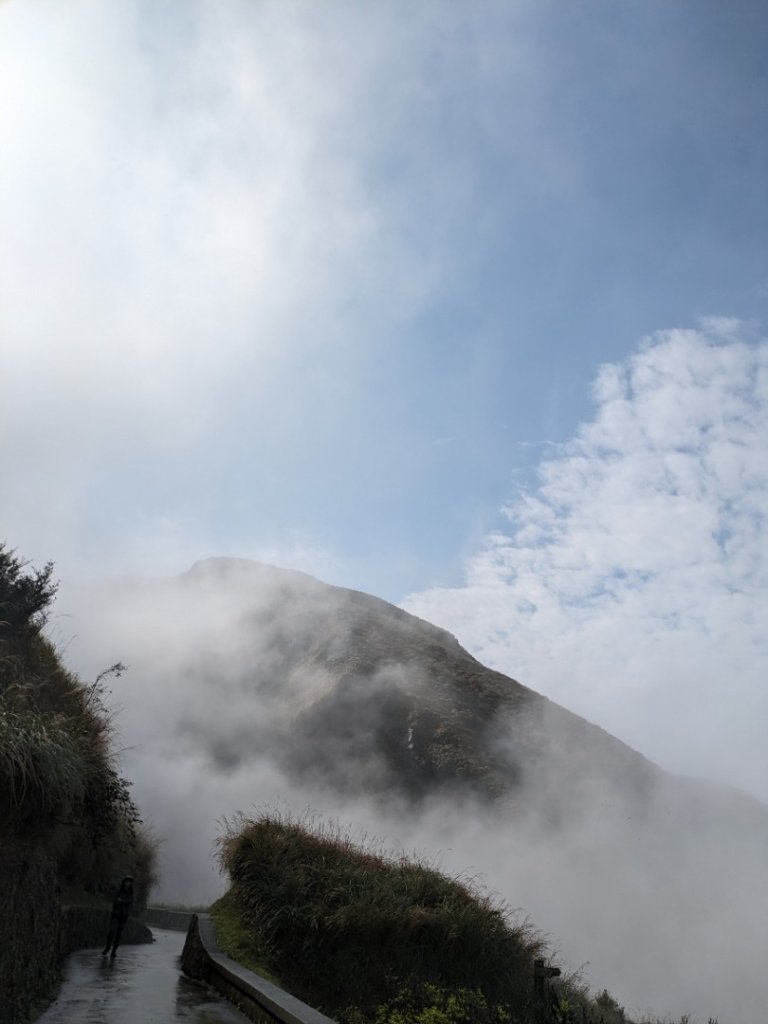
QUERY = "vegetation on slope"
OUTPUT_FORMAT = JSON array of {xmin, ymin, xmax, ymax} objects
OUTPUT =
[
  {"xmin": 215, "ymin": 810, "xmax": 647, "ymax": 1024},
  {"xmin": 0, "ymin": 543, "xmax": 157, "ymax": 905}
]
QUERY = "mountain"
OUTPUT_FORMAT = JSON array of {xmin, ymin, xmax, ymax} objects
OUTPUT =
[
  {"xmin": 68, "ymin": 556, "xmax": 768, "ymax": 1022},
  {"xmin": 171, "ymin": 559, "xmax": 761, "ymax": 832}
]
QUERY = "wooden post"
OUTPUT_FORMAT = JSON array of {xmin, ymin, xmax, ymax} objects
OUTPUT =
[{"xmin": 533, "ymin": 957, "xmax": 561, "ymax": 999}]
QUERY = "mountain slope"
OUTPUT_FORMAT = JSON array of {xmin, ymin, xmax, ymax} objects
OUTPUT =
[{"xmin": 174, "ymin": 560, "xmax": 714, "ymax": 822}]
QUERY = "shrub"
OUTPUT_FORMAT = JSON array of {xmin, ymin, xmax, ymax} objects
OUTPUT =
[
  {"xmin": 340, "ymin": 980, "xmax": 518, "ymax": 1023},
  {"xmin": 216, "ymin": 809, "xmax": 546, "ymax": 1020},
  {"xmin": 0, "ymin": 545, "xmax": 157, "ymax": 903},
  {"xmin": 0, "ymin": 545, "xmax": 57, "ymax": 648}
]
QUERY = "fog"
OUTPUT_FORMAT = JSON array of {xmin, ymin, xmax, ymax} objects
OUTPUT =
[{"xmin": 54, "ymin": 562, "xmax": 768, "ymax": 1024}]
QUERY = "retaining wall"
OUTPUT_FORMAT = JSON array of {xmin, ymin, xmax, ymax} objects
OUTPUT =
[
  {"xmin": 0, "ymin": 850, "xmax": 153, "ymax": 1024},
  {"xmin": 0, "ymin": 852, "xmax": 61, "ymax": 1024},
  {"xmin": 142, "ymin": 906, "xmax": 194, "ymax": 932},
  {"xmin": 181, "ymin": 913, "xmax": 336, "ymax": 1024},
  {"xmin": 59, "ymin": 905, "xmax": 153, "ymax": 957}
]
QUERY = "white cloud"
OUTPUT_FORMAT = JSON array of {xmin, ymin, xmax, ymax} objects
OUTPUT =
[
  {"xmin": 0, "ymin": 0, "xmax": 479, "ymax": 569},
  {"xmin": 0, "ymin": 0, "xmax": 553, "ymax": 578},
  {"xmin": 0, "ymin": 2, "xmax": 373, "ymax": 412},
  {"xmin": 404, "ymin": 322, "xmax": 768, "ymax": 801}
]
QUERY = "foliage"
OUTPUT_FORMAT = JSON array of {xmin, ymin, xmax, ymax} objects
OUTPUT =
[
  {"xmin": 210, "ymin": 890, "xmax": 281, "ymax": 984},
  {"xmin": 216, "ymin": 809, "xmax": 546, "ymax": 1020},
  {"xmin": 0, "ymin": 544, "xmax": 157, "ymax": 906},
  {"xmin": 215, "ymin": 809, "xmax": 715, "ymax": 1024},
  {"xmin": 340, "ymin": 981, "xmax": 518, "ymax": 1024},
  {"xmin": 0, "ymin": 544, "xmax": 58, "ymax": 645}
]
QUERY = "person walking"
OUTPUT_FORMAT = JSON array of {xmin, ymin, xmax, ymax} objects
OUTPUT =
[{"xmin": 101, "ymin": 875, "xmax": 134, "ymax": 958}]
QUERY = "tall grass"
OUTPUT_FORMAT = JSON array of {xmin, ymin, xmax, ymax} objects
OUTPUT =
[
  {"xmin": 0, "ymin": 545, "xmax": 157, "ymax": 904},
  {"xmin": 214, "ymin": 812, "xmax": 701, "ymax": 1024},
  {"xmin": 216, "ymin": 809, "xmax": 547, "ymax": 1021},
  {"xmin": 0, "ymin": 688, "xmax": 87, "ymax": 824}
]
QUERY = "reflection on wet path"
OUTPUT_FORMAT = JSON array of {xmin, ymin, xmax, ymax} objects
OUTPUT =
[{"xmin": 35, "ymin": 928, "xmax": 250, "ymax": 1023}]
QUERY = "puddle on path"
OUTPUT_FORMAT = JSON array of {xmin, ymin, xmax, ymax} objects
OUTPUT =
[{"xmin": 35, "ymin": 928, "xmax": 250, "ymax": 1024}]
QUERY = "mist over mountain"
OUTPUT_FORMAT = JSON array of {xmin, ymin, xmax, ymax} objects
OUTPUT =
[
  {"xmin": 59, "ymin": 557, "xmax": 768, "ymax": 1023},
  {"xmin": 172, "ymin": 561, "xmax": 669, "ymax": 813}
]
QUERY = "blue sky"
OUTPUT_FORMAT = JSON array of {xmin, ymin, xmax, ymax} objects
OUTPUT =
[{"xmin": 1, "ymin": 0, "xmax": 767, "ymax": 797}]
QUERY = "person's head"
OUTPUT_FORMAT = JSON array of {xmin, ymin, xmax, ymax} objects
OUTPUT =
[{"xmin": 119, "ymin": 876, "xmax": 134, "ymax": 892}]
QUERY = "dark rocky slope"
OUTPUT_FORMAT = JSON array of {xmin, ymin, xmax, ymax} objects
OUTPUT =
[{"xmin": 152, "ymin": 558, "xmax": 764, "ymax": 838}]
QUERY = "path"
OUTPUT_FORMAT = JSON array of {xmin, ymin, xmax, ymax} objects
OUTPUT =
[{"xmin": 35, "ymin": 928, "xmax": 250, "ymax": 1024}]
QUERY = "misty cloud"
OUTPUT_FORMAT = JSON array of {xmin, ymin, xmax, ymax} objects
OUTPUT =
[
  {"xmin": 0, "ymin": 0, "xmax": 538, "ymax": 580},
  {"xmin": 405, "ymin": 323, "xmax": 768, "ymax": 804}
]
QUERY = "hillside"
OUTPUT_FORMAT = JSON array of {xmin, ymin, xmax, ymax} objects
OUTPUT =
[
  {"xmin": 0, "ymin": 545, "xmax": 157, "ymax": 1023},
  {"xmin": 135, "ymin": 558, "xmax": 762, "ymax": 835}
]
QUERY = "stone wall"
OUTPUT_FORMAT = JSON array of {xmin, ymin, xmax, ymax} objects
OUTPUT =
[
  {"xmin": 0, "ymin": 850, "xmax": 153, "ymax": 1024},
  {"xmin": 59, "ymin": 905, "xmax": 153, "ymax": 957},
  {"xmin": 0, "ymin": 851, "xmax": 61, "ymax": 1024}
]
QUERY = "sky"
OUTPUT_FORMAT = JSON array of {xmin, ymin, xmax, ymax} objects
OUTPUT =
[
  {"xmin": 3, "ymin": 0, "xmax": 766, "ymax": 798},
  {"xmin": 1, "ymin": 0, "xmax": 767, "ymax": 804}
]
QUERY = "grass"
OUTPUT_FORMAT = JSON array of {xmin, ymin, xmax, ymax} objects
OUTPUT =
[
  {"xmin": 215, "ymin": 809, "xmax": 548, "ymax": 1022},
  {"xmin": 214, "ymin": 810, "xmax": 718, "ymax": 1024},
  {"xmin": 209, "ymin": 891, "xmax": 283, "ymax": 985},
  {"xmin": 0, "ymin": 544, "xmax": 159, "ymax": 1024},
  {"xmin": 0, "ymin": 544, "xmax": 158, "ymax": 903},
  {"xmin": 0, "ymin": 691, "xmax": 87, "ymax": 823}
]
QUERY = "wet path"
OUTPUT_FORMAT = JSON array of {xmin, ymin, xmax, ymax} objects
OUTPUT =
[{"xmin": 35, "ymin": 928, "xmax": 250, "ymax": 1024}]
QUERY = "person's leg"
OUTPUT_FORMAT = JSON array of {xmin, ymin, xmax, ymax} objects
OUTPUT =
[
  {"xmin": 110, "ymin": 916, "xmax": 126, "ymax": 956},
  {"xmin": 102, "ymin": 916, "xmax": 117, "ymax": 955}
]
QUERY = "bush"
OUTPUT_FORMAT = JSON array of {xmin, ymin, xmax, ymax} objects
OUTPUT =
[
  {"xmin": 0, "ymin": 545, "xmax": 57, "ymax": 644},
  {"xmin": 0, "ymin": 544, "xmax": 157, "ymax": 903},
  {"xmin": 340, "ymin": 980, "xmax": 518, "ymax": 1023},
  {"xmin": 216, "ymin": 809, "xmax": 546, "ymax": 1020}
]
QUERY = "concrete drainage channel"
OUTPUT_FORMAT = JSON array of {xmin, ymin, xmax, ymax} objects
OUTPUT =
[{"xmin": 145, "ymin": 908, "xmax": 336, "ymax": 1024}]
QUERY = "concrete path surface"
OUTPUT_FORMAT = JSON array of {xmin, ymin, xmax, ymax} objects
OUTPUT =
[{"xmin": 35, "ymin": 928, "xmax": 250, "ymax": 1024}]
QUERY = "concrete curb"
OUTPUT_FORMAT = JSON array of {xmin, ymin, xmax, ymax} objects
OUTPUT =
[{"xmin": 181, "ymin": 913, "xmax": 336, "ymax": 1024}]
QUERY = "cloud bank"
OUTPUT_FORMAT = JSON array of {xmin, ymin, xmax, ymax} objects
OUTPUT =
[{"xmin": 405, "ymin": 322, "xmax": 768, "ymax": 802}]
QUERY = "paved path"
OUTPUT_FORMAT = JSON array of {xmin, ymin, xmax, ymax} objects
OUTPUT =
[{"xmin": 35, "ymin": 928, "xmax": 250, "ymax": 1024}]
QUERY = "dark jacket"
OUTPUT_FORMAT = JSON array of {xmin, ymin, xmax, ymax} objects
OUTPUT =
[{"xmin": 111, "ymin": 876, "xmax": 134, "ymax": 921}]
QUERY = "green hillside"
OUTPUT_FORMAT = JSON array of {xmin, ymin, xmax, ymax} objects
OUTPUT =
[
  {"xmin": 0, "ymin": 544, "xmax": 156, "ymax": 1022},
  {"xmin": 213, "ymin": 810, "xmax": 639, "ymax": 1024}
]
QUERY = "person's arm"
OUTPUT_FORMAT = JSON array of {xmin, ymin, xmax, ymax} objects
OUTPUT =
[{"xmin": 114, "ymin": 892, "xmax": 132, "ymax": 917}]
